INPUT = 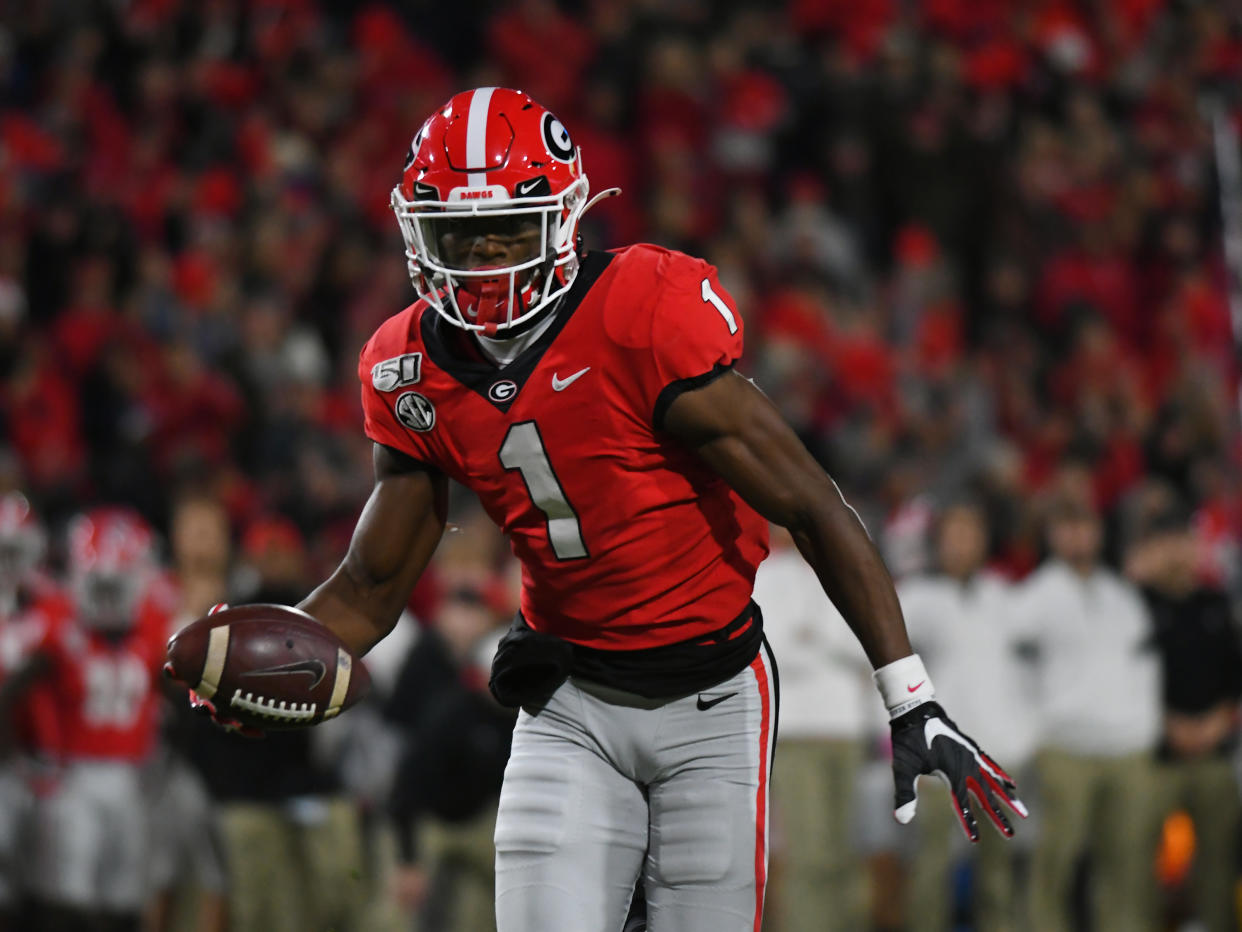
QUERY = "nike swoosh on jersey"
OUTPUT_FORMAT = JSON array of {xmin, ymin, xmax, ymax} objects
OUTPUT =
[
  {"xmin": 242, "ymin": 658, "xmax": 327, "ymax": 690},
  {"xmin": 551, "ymin": 367, "xmax": 591, "ymax": 391},
  {"xmin": 696, "ymin": 691, "xmax": 737, "ymax": 711}
]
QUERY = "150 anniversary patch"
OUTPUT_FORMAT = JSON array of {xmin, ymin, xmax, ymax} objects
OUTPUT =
[{"xmin": 372, "ymin": 353, "xmax": 423, "ymax": 392}]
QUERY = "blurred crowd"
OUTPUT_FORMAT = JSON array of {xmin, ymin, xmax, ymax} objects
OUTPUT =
[{"xmin": 1, "ymin": 0, "xmax": 1242, "ymax": 930}]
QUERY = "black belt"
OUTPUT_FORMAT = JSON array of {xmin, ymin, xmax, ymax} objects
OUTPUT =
[{"xmin": 489, "ymin": 601, "xmax": 763, "ymax": 707}]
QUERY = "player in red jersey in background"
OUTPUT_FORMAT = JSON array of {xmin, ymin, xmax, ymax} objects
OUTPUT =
[
  {"xmin": 0, "ymin": 492, "xmax": 62, "ymax": 931},
  {"xmin": 196, "ymin": 87, "xmax": 1026, "ymax": 931},
  {"xmin": 2, "ymin": 507, "xmax": 171, "ymax": 932}
]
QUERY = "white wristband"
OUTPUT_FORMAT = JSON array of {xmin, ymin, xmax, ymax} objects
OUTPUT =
[{"xmin": 874, "ymin": 653, "xmax": 935, "ymax": 719}]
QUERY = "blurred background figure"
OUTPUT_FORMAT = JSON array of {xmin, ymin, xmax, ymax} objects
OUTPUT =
[
  {"xmin": 898, "ymin": 500, "xmax": 1036, "ymax": 932},
  {"xmin": 1022, "ymin": 498, "xmax": 1162, "ymax": 932},
  {"xmin": 385, "ymin": 516, "xmax": 514, "ymax": 932},
  {"xmin": 0, "ymin": 492, "xmax": 53, "ymax": 932},
  {"xmin": 754, "ymin": 524, "xmax": 874, "ymax": 932},
  {"xmin": 1, "ymin": 508, "xmax": 168, "ymax": 932},
  {"xmin": 147, "ymin": 493, "xmax": 233, "ymax": 932},
  {"xmin": 185, "ymin": 514, "xmax": 368, "ymax": 932},
  {"xmin": 1126, "ymin": 492, "xmax": 1242, "ymax": 932}
]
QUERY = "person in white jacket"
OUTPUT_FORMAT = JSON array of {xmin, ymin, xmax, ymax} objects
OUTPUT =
[
  {"xmin": 1021, "ymin": 497, "xmax": 1162, "ymax": 932},
  {"xmin": 898, "ymin": 500, "xmax": 1037, "ymax": 932},
  {"xmin": 754, "ymin": 525, "xmax": 876, "ymax": 932}
]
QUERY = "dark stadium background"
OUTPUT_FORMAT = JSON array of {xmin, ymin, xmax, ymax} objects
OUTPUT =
[{"xmin": 2, "ymin": 1, "xmax": 1241, "ymax": 930}]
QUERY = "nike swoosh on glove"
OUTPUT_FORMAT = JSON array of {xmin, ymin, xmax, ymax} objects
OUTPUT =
[{"xmin": 890, "ymin": 701, "xmax": 1028, "ymax": 842}]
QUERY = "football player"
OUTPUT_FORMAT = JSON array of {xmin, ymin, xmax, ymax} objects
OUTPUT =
[
  {"xmin": 204, "ymin": 87, "xmax": 1026, "ymax": 931},
  {"xmin": 0, "ymin": 492, "xmax": 60, "ymax": 930},
  {"xmin": 4, "ymin": 508, "xmax": 170, "ymax": 932}
]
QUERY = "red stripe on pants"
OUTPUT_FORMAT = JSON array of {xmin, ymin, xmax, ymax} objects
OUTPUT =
[{"xmin": 749, "ymin": 653, "xmax": 771, "ymax": 932}]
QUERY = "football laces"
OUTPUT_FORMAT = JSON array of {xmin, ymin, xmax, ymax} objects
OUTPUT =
[{"xmin": 229, "ymin": 689, "xmax": 318, "ymax": 723}]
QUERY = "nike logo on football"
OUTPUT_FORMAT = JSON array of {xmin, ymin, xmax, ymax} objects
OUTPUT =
[
  {"xmin": 551, "ymin": 367, "xmax": 590, "ymax": 391},
  {"xmin": 696, "ymin": 691, "xmax": 737, "ymax": 711},
  {"xmin": 516, "ymin": 178, "xmax": 544, "ymax": 196},
  {"xmin": 907, "ymin": 680, "xmax": 926, "ymax": 693},
  {"xmin": 243, "ymin": 659, "xmax": 327, "ymax": 690}
]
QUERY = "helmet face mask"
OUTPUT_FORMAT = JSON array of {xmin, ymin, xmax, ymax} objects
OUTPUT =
[
  {"xmin": 67, "ymin": 508, "xmax": 154, "ymax": 632},
  {"xmin": 77, "ymin": 569, "xmax": 142, "ymax": 632},
  {"xmin": 391, "ymin": 88, "xmax": 598, "ymax": 335}
]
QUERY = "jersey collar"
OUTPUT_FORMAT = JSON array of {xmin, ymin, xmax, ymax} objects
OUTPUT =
[{"xmin": 420, "ymin": 251, "xmax": 614, "ymax": 413}]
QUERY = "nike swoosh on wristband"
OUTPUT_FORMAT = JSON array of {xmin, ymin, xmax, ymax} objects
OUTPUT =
[
  {"xmin": 907, "ymin": 680, "xmax": 926, "ymax": 692},
  {"xmin": 551, "ymin": 367, "xmax": 590, "ymax": 391},
  {"xmin": 242, "ymin": 659, "xmax": 328, "ymax": 690}
]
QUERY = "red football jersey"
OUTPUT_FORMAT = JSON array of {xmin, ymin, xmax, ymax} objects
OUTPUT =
[
  {"xmin": 0, "ymin": 575, "xmax": 66, "ymax": 676},
  {"xmin": 359, "ymin": 244, "xmax": 770, "ymax": 649},
  {"xmin": 22, "ymin": 587, "xmax": 170, "ymax": 761},
  {"xmin": 1, "ymin": 577, "xmax": 71, "ymax": 748}
]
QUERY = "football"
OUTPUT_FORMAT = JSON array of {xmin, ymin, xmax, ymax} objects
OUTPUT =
[{"xmin": 165, "ymin": 604, "xmax": 370, "ymax": 730}]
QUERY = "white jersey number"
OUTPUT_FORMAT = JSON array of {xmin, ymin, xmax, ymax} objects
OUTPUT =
[
  {"xmin": 83, "ymin": 655, "xmax": 148, "ymax": 728},
  {"xmin": 701, "ymin": 277, "xmax": 738, "ymax": 334},
  {"xmin": 499, "ymin": 421, "xmax": 588, "ymax": 560}
]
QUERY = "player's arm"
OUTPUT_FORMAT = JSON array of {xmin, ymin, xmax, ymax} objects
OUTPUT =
[
  {"xmin": 0, "ymin": 651, "xmax": 50, "ymax": 719},
  {"xmin": 664, "ymin": 370, "xmax": 1027, "ymax": 840},
  {"xmin": 664, "ymin": 370, "xmax": 908, "ymax": 667},
  {"xmin": 299, "ymin": 444, "xmax": 448, "ymax": 657}
]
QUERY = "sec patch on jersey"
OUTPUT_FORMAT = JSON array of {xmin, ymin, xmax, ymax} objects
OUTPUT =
[{"xmin": 165, "ymin": 604, "xmax": 370, "ymax": 730}]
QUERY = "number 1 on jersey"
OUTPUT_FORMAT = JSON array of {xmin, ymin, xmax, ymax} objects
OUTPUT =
[
  {"xmin": 499, "ymin": 421, "xmax": 588, "ymax": 560},
  {"xmin": 701, "ymin": 277, "xmax": 737, "ymax": 334}
]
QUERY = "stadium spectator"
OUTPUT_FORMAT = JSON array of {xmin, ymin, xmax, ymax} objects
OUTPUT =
[
  {"xmin": 0, "ymin": 492, "xmax": 55, "ymax": 931},
  {"xmin": 1021, "ymin": 497, "xmax": 1163, "ymax": 932},
  {"xmin": 148, "ymin": 494, "xmax": 233, "ymax": 932},
  {"xmin": 898, "ymin": 501, "xmax": 1038, "ymax": 932},
  {"xmin": 754, "ymin": 524, "xmax": 875, "ymax": 932},
  {"xmin": 386, "ymin": 585, "xmax": 513, "ymax": 932},
  {"xmin": 184, "ymin": 515, "xmax": 368, "ymax": 932},
  {"xmin": 1126, "ymin": 495, "xmax": 1242, "ymax": 932}
]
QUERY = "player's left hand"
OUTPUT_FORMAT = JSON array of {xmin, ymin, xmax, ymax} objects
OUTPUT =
[{"xmin": 889, "ymin": 701, "xmax": 1028, "ymax": 842}]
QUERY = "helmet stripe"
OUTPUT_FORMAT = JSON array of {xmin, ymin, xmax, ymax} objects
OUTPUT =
[{"xmin": 466, "ymin": 86, "xmax": 497, "ymax": 186}]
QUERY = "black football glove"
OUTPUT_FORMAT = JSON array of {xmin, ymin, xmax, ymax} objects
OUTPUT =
[{"xmin": 890, "ymin": 701, "xmax": 1027, "ymax": 842}]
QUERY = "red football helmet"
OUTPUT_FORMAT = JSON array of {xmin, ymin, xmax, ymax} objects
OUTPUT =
[
  {"xmin": 0, "ymin": 492, "xmax": 46, "ymax": 591},
  {"xmin": 67, "ymin": 507, "xmax": 155, "ymax": 631},
  {"xmin": 391, "ymin": 87, "xmax": 618, "ymax": 334}
]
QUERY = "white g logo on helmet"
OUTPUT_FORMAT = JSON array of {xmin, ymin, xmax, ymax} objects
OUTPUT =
[{"xmin": 542, "ymin": 113, "xmax": 575, "ymax": 163}]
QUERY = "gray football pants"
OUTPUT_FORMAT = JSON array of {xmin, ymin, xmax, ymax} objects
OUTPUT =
[{"xmin": 494, "ymin": 642, "xmax": 778, "ymax": 932}]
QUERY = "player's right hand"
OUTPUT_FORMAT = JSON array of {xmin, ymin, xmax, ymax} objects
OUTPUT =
[
  {"xmin": 188, "ymin": 685, "xmax": 265, "ymax": 738},
  {"xmin": 164, "ymin": 601, "xmax": 265, "ymax": 738}
]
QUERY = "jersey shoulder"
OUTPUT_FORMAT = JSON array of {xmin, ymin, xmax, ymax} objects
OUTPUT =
[
  {"xmin": 603, "ymin": 243, "xmax": 717, "ymax": 309},
  {"xmin": 606, "ymin": 242, "xmax": 714, "ymax": 281},
  {"xmin": 35, "ymin": 599, "xmax": 86, "ymax": 660},
  {"xmin": 135, "ymin": 573, "xmax": 179, "ymax": 638},
  {"xmin": 358, "ymin": 299, "xmax": 431, "ymax": 379},
  {"xmin": 596, "ymin": 243, "xmax": 741, "ymax": 348},
  {"xmin": 587, "ymin": 244, "xmax": 744, "ymax": 424}
]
